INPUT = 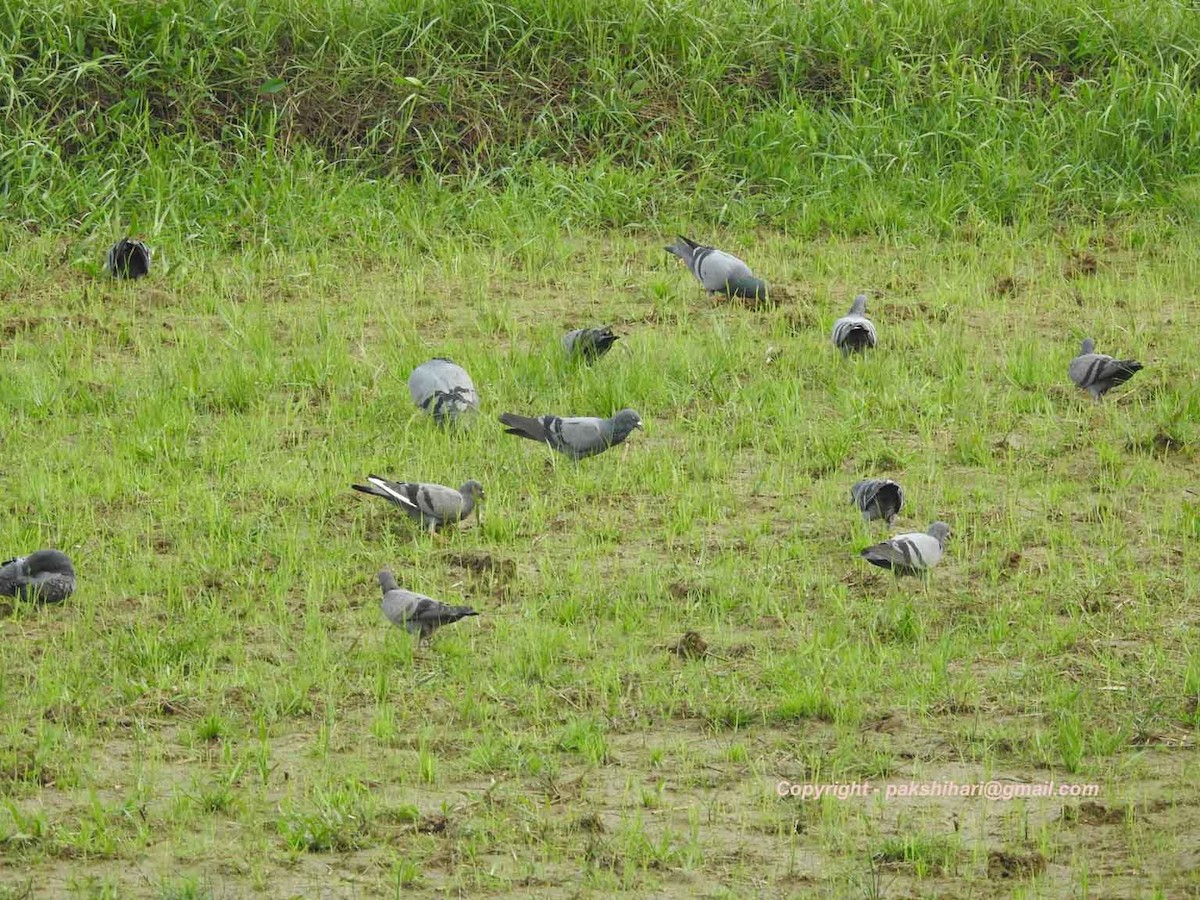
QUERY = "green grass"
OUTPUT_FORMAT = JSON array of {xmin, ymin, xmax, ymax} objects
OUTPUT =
[
  {"xmin": 5, "ymin": 0, "xmax": 1200, "ymax": 242},
  {"xmin": 1, "ymin": 221, "xmax": 1198, "ymax": 896},
  {"xmin": 3, "ymin": 0, "xmax": 1200, "ymax": 894}
]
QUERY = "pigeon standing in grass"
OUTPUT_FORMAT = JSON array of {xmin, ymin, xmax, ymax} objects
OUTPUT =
[
  {"xmin": 665, "ymin": 235, "xmax": 768, "ymax": 300},
  {"xmin": 0, "ymin": 550, "xmax": 76, "ymax": 603},
  {"xmin": 861, "ymin": 522, "xmax": 951, "ymax": 578},
  {"xmin": 498, "ymin": 409, "xmax": 643, "ymax": 460},
  {"xmin": 378, "ymin": 570, "xmax": 478, "ymax": 643},
  {"xmin": 408, "ymin": 358, "xmax": 479, "ymax": 425},
  {"xmin": 563, "ymin": 326, "xmax": 620, "ymax": 362},
  {"xmin": 351, "ymin": 477, "xmax": 483, "ymax": 533},
  {"xmin": 107, "ymin": 238, "xmax": 151, "ymax": 280},
  {"xmin": 1069, "ymin": 338, "xmax": 1144, "ymax": 400},
  {"xmin": 850, "ymin": 479, "xmax": 904, "ymax": 525},
  {"xmin": 832, "ymin": 294, "xmax": 877, "ymax": 355}
]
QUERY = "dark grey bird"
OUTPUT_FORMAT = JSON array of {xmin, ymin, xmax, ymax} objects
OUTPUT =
[
  {"xmin": 378, "ymin": 570, "xmax": 478, "ymax": 643},
  {"xmin": 407, "ymin": 358, "xmax": 479, "ymax": 425},
  {"xmin": 831, "ymin": 294, "xmax": 877, "ymax": 355},
  {"xmin": 861, "ymin": 522, "xmax": 951, "ymax": 578},
  {"xmin": 0, "ymin": 550, "xmax": 76, "ymax": 603},
  {"xmin": 1068, "ymin": 338, "xmax": 1144, "ymax": 400},
  {"xmin": 106, "ymin": 238, "xmax": 151, "ymax": 279},
  {"xmin": 351, "ymin": 477, "xmax": 483, "ymax": 533},
  {"xmin": 498, "ymin": 409, "xmax": 643, "ymax": 460},
  {"xmin": 664, "ymin": 235, "xmax": 768, "ymax": 300},
  {"xmin": 850, "ymin": 479, "xmax": 904, "ymax": 524},
  {"xmin": 563, "ymin": 326, "xmax": 620, "ymax": 362}
]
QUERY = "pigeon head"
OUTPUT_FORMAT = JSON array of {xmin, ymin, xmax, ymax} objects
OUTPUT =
[
  {"xmin": 1080, "ymin": 338, "xmax": 1095, "ymax": 354},
  {"xmin": 611, "ymin": 409, "xmax": 643, "ymax": 438},
  {"xmin": 24, "ymin": 549, "xmax": 74, "ymax": 577},
  {"xmin": 378, "ymin": 570, "xmax": 399, "ymax": 594},
  {"xmin": 726, "ymin": 275, "xmax": 769, "ymax": 300},
  {"xmin": 927, "ymin": 522, "xmax": 951, "ymax": 545},
  {"xmin": 849, "ymin": 480, "xmax": 869, "ymax": 505},
  {"xmin": 849, "ymin": 294, "xmax": 868, "ymax": 315},
  {"xmin": 460, "ymin": 480, "xmax": 485, "ymax": 501}
]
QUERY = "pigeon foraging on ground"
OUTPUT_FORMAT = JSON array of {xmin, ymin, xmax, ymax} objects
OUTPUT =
[
  {"xmin": 107, "ymin": 239, "xmax": 151, "ymax": 280},
  {"xmin": 850, "ymin": 479, "xmax": 904, "ymax": 524},
  {"xmin": 498, "ymin": 409, "xmax": 643, "ymax": 460},
  {"xmin": 665, "ymin": 235, "xmax": 768, "ymax": 300},
  {"xmin": 563, "ymin": 326, "xmax": 620, "ymax": 362},
  {"xmin": 861, "ymin": 522, "xmax": 950, "ymax": 578},
  {"xmin": 0, "ymin": 550, "xmax": 76, "ymax": 603},
  {"xmin": 832, "ymin": 294, "xmax": 877, "ymax": 355},
  {"xmin": 1068, "ymin": 338, "xmax": 1144, "ymax": 400},
  {"xmin": 408, "ymin": 358, "xmax": 479, "ymax": 425},
  {"xmin": 352, "ymin": 477, "xmax": 483, "ymax": 533},
  {"xmin": 378, "ymin": 570, "xmax": 479, "ymax": 643}
]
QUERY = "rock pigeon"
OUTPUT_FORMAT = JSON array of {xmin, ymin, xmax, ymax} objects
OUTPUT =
[
  {"xmin": 106, "ymin": 238, "xmax": 151, "ymax": 279},
  {"xmin": 408, "ymin": 358, "xmax": 479, "ymax": 425},
  {"xmin": 1069, "ymin": 338, "xmax": 1144, "ymax": 400},
  {"xmin": 664, "ymin": 235, "xmax": 768, "ymax": 300},
  {"xmin": 352, "ymin": 477, "xmax": 483, "ymax": 533},
  {"xmin": 563, "ymin": 326, "xmax": 620, "ymax": 362},
  {"xmin": 498, "ymin": 409, "xmax": 643, "ymax": 460},
  {"xmin": 832, "ymin": 294, "xmax": 877, "ymax": 355},
  {"xmin": 850, "ymin": 479, "xmax": 904, "ymax": 524},
  {"xmin": 378, "ymin": 570, "xmax": 478, "ymax": 642},
  {"xmin": 861, "ymin": 522, "xmax": 950, "ymax": 578},
  {"xmin": 0, "ymin": 550, "xmax": 76, "ymax": 603}
]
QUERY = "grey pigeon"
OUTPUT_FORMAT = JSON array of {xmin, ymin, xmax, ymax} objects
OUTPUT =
[
  {"xmin": 563, "ymin": 326, "xmax": 620, "ymax": 362},
  {"xmin": 0, "ymin": 550, "xmax": 76, "ymax": 603},
  {"xmin": 861, "ymin": 522, "xmax": 950, "ymax": 578},
  {"xmin": 831, "ymin": 294, "xmax": 877, "ymax": 355},
  {"xmin": 1069, "ymin": 338, "xmax": 1144, "ymax": 400},
  {"xmin": 665, "ymin": 235, "xmax": 768, "ymax": 300},
  {"xmin": 498, "ymin": 409, "xmax": 643, "ymax": 460},
  {"xmin": 850, "ymin": 479, "xmax": 904, "ymax": 524},
  {"xmin": 378, "ymin": 570, "xmax": 478, "ymax": 642},
  {"xmin": 408, "ymin": 358, "xmax": 479, "ymax": 425},
  {"xmin": 352, "ymin": 477, "xmax": 483, "ymax": 533},
  {"xmin": 107, "ymin": 238, "xmax": 151, "ymax": 279}
]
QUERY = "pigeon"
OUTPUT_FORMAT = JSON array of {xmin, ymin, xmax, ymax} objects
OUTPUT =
[
  {"xmin": 352, "ymin": 477, "xmax": 483, "ymax": 533},
  {"xmin": 850, "ymin": 479, "xmax": 904, "ymax": 524},
  {"xmin": 1069, "ymin": 338, "xmax": 1144, "ymax": 400},
  {"xmin": 563, "ymin": 326, "xmax": 620, "ymax": 362},
  {"xmin": 498, "ymin": 409, "xmax": 643, "ymax": 460},
  {"xmin": 0, "ymin": 550, "xmax": 76, "ymax": 603},
  {"xmin": 832, "ymin": 294, "xmax": 877, "ymax": 355},
  {"xmin": 106, "ymin": 238, "xmax": 151, "ymax": 279},
  {"xmin": 664, "ymin": 235, "xmax": 768, "ymax": 300},
  {"xmin": 861, "ymin": 522, "xmax": 950, "ymax": 578},
  {"xmin": 408, "ymin": 358, "xmax": 479, "ymax": 425},
  {"xmin": 378, "ymin": 570, "xmax": 478, "ymax": 642}
]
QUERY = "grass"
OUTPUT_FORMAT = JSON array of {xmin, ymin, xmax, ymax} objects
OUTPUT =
[
  {"xmin": 5, "ymin": 0, "xmax": 1200, "ymax": 242},
  {"xmin": 3, "ymin": 0, "xmax": 1200, "ymax": 894},
  {"xmin": 0, "ymin": 220, "xmax": 1198, "ymax": 896}
]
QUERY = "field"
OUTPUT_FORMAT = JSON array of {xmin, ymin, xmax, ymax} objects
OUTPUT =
[{"xmin": 4, "ymin": 0, "xmax": 1200, "ymax": 897}]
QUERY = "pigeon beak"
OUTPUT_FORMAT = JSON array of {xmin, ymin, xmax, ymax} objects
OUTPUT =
[{"xmin": 635, "ymin": 420, "xmax": 644, "ymax": 430}]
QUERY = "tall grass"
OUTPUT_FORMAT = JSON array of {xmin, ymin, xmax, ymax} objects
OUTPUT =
[{"xmin": 3, "ymin": 0, "xmax": 1200, "ymax": 244}]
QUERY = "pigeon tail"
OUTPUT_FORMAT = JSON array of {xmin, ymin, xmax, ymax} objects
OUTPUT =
[
  {"xmin": 664, "ymin": 235, "xmax": 700, "ymax": 264},
  {"xmin": 498, "ymin": 412, "xmax": 550, "ymax": 445}
]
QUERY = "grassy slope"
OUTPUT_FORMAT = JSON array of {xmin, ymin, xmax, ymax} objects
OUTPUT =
[
  {"xmin": 1, "ymin": 224, "xmax": 1199, "ymax": 896},
  {"xmin": 4, "ymin": 0, "xmax": 1200, "ymax": 240}
]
